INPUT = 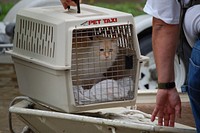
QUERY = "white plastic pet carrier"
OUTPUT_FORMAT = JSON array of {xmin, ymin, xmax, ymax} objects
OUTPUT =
[{"xmin": 8, "ymin": 4, "xmax": 146, "ymax": 112}]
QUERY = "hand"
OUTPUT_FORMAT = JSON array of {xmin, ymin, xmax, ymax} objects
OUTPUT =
[
  {"xmin": 60, "ymin": 0, "xmax": 77, "ymax": 9},
  {"xmin": 151, "ymin": 88, "xmax": 181, "ymax": 127}
]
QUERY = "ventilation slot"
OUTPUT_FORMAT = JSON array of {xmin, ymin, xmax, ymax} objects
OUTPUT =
[{"xmin": 15, "ymin": 18, "xmax": 55, "ymax": 58}]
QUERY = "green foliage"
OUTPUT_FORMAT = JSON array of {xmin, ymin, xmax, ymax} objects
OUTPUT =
[
  {"xmin": 0, "ymin": 1, "xmax": 145, "ymax": 21},
  {"xmin": 94, "ymin": 2, "xmax": 145, "ymax": 16},
  {"xmin": 0, "ymin": 2, "xmax": 15, "ymax": 21}
]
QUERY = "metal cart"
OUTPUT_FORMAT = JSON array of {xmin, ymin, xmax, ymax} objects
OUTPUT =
[{"xmin": 9, "ymin": 97, "xmax": 196, "ymax": 133}]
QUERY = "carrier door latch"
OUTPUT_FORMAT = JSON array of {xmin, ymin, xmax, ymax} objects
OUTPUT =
[{"xmin": 125, "ymin": 55, "xmax": 133, "ymax": 69}]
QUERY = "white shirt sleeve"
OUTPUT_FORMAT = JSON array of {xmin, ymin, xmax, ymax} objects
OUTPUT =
[{"xmin": 143, "ymin": 0, "xmax": 181, "ymax": 24}]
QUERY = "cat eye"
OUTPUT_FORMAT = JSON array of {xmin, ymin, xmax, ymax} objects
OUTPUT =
[
  {"xmin": 100, "ymin": 49, "xmax": 104, "ymax": 51},
  {"xmin": 109, "ymin": 49, "xmax": 113, "ymax": 52}
]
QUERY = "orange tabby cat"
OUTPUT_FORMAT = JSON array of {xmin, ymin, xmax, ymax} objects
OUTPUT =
[{"xmin": 71, "ymin": 37, "xmax": 119, "ymax": 89}]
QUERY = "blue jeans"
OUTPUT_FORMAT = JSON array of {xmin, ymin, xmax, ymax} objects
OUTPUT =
[{"xmin": 187, "ymin": 40, "xmax": 200, "ymax": 132}]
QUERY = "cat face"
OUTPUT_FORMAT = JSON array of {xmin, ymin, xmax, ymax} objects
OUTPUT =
[
  {"xmin": 71, "ymin": 37, "xmax": 119, "ymax": 89},
  {"xmin": 93, "ymin": 39, "xmax": 118, "ymax": 61}
]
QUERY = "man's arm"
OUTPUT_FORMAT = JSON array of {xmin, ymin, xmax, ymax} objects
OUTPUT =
[
  {"xmin": 151, "ymin": 17, "xmax": 182, "ymax": 127},
  {"xmin": 152, "ymin": 17, "xmax": 179, "ymax": 83}
]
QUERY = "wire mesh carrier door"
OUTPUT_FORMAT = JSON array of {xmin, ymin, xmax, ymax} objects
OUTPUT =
[{"xmin": 72, "ymin": 25, "xmax": 138, "ymax": 105}]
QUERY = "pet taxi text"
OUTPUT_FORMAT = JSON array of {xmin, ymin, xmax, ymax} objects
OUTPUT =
[{"xmin": 81, "ymin": 18, "xmax": 118, "ymax": 26}]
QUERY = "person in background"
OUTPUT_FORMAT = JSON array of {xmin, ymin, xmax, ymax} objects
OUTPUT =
[
  {"xmin": 144, "ymin": 0, "xmax": 200, "ymax": 132},
  {"xmin": 60, "ymin": 0, "xmax": 200, "ymax": 131}
]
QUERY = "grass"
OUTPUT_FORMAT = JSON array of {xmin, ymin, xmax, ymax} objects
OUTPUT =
[
  {"xmin": 94, "ymin": 2, "xmax": 145, "ymax": 16},
  {"xmin": 0, "ymin": 2, "xmax": 15, "ymax": 21},
  {"xmin": 0, "ymin": 1, "xmax": 145, "ymax": 21}
]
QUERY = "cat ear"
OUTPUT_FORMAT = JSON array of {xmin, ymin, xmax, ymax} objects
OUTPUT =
[
  {"xmin": 110, "ymin": 38, "xmax": 118, "ymax": 44},
  {"xmin": 90, "ymin": 36, "xmax": 102, "ymax": 40}
]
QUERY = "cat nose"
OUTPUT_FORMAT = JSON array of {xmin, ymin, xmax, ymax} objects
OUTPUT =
[{"xmin": 105, "ymin": 53, "xmax": 110, "ymax": 58}]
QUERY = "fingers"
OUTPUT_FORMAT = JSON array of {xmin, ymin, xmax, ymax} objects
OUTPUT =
[
  {"xmin": 151, "ymin": 106, "xmax": 165, "ymax": 126},
  {"xmin": 154, "ymin": 113, "xmax": 175, "ymax": 126},
  {"xmin": 175, "ymin": 104, "xmax": 182, "ymax": 118},
  {"xmin": 164, "ymin": 113, "xmax": 169, "ymax": 126},
  {"xmin": 158, "ymin": 108, "xmax": 165, "ymax": 126},
  {"xmin": 151, "ymin": 88, "xmax": 182, "ymax": 127},
  {"xmin": 60, "ymin": 0, "xmax": 77, "ymax": 9},
  {"xmin": 169, "ymin": 113, "xmax": 175, "ymax": 127},
  {"xmin": 158, "ymin": 113, "xmax": 164, "ymax": 126},
  {"xmin": 151, "ymin": 106, "xmax": 159, "ymax": 122},
  {"xmin": 151, "ymin": 106, "xmax": 176, "ymax": 127},
  {"xmin": 62, "ymin": 3, "xmax": 68, "ymax": 9},
  {"xmin": 163, "ymin": 113, "xmax": 175, "ymax": 127}
]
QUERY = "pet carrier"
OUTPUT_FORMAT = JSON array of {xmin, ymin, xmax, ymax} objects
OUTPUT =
[{"xmin": 7, "ymin": 4, "xmax": 147, "ymax": 112}]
